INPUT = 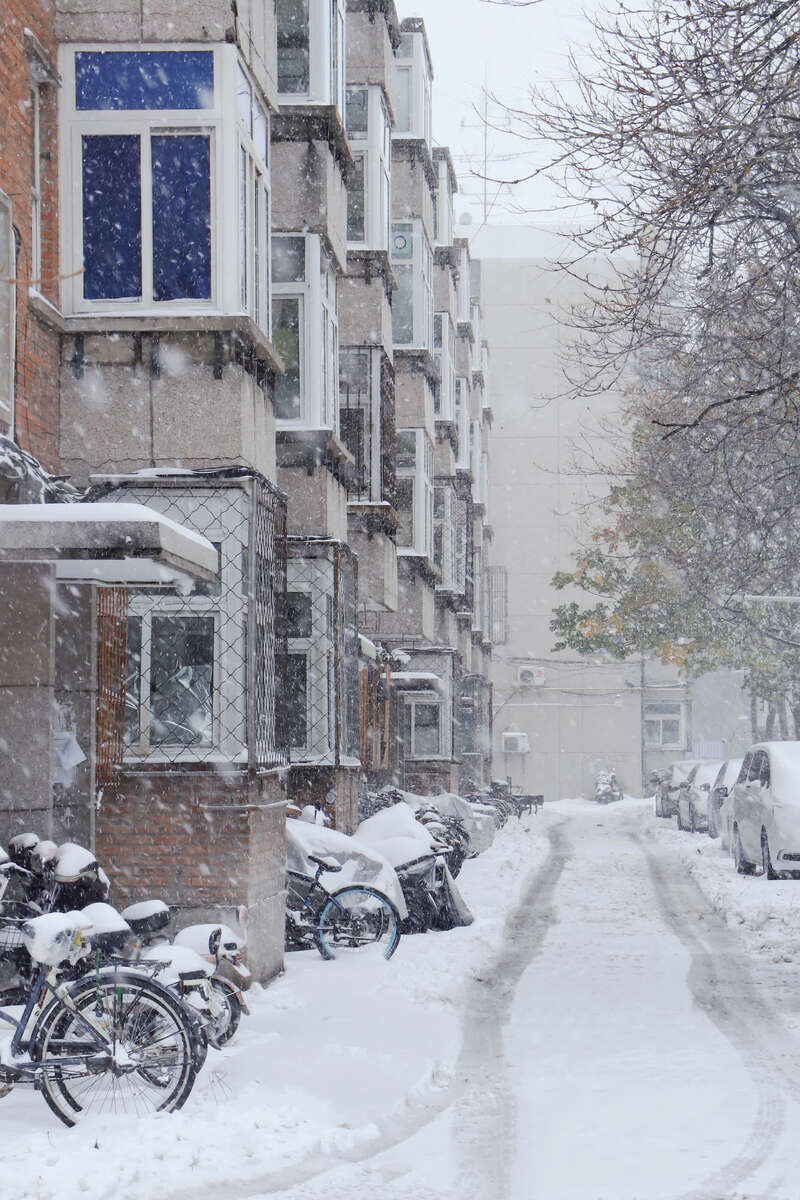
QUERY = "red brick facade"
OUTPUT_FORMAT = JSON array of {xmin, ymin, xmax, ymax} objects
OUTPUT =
[{"xmin": 0, "ymin": 1, "xmax": 61, "ymax": 471}]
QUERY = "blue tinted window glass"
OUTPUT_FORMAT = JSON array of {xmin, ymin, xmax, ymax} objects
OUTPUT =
[
  {"xmin": 82, "ymin": 135, "xmax": 142, "ymax": 300},
  {"xmin": 152, "ymin": 134, "xmax": 211, "ymax": 301},
  {"xmin": 75, "ymin": 51, "xmax": 214, "ymax": 110}
]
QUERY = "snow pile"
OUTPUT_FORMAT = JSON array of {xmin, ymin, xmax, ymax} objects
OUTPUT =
[
  {"xmin": 21, "ymin": 911, "xmax": 92, "ymax": 967},
  {"xmin": 356, "ymin": 803, "xmax": 437, "ymax": 868},
  {"xmin": 286, "ymin": 817, "xmax": 407, "ymax": 917}
]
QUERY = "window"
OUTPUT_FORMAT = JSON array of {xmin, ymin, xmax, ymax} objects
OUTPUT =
[
  {"xmin": 395, "ymin": 427, "xmax": 434, "ymax": 559},
  {"xmin": 391, "ymin": 221, "xmax": 433, "ymax": 350},
  {"xmin": 0, "ymin": 191, "xmax": 14, "ymax": 428},
  {"xmin": 455, "ymin": 378, "xmax": 470, "ymax": 469},
  {"xmin": 126, "ymin": 613, "xmax": 215, "ymax": 751},
  {"xmin": 434, "ymin": 483, "xmax": 457, "ymax": 591},
  {"xmin": 644, "ymin": 702, "xmax": 684, "ymax": 748},
  {"xmin": 61, "ymin": 46, "xmax": 270, "ymax": 325},
  {"xmin": 339, "ymin": 346, "xmax": 389, "ymax": 501},
  {"xmin": 276, "ymin": 0, "xmax": 345, "ymax": 113},
  {"xmin": 404, "ymin": 694, "xmax": 442, "ymax": 759},
  {"xmin": 434, "ymin": 154, "xmax": 454, "ymax": 248},
  {"xmin": 345, "ymin": 86, "xmax": 391, "ymax": 251},
  {"xmin": 30, "ymin": 87, "xmax": 42, "ymax": 289},
  {"xmin": 433, "ymin": 313, "xmax": 456, "ymax": 421},
  {"xmin": 271, "ymin": 233, "xmax": 338, "ymax": 426},
  {"xmin": 392, "ymin": 31, "xmax": 431, "ymax": 148}
]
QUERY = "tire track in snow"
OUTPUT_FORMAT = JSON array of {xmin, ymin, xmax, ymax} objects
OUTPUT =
[
  {"xmin": 636, "ymin": 834, "xmax": 796, "ymax": 1200},
  {"xmin": 164, "ymin": 821, "xmax": 570, "ymax": 1200}
]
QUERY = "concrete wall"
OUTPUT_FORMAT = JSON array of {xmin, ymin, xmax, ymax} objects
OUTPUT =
[
  {"xmin": 338, "ymin": 270, "xmax": 393, "ymax": 351},
  {"xmin": 271, "ymin": 138, "xmax": 348, "ymax": 274},
  {"xmin": 395, "ymin": 359, "xmax": 434, "ymax": 440},
  {"xmin": 348, "ymin": 525, "xmax": 398, "ymax": 612},
  {"xmin": 346, "ymin": 7, "xmax": 398, "ymax": 120},
  {"xmin": 60, "ymin": 333, "xmax": 276, "ymax": 485},
  {"xmin": 279, "ymin": 465, "xmax": 348, "ymax": 541},
  {"xmin": 379, "ymin": 565, "xmax": 434, "ymax": 641}
]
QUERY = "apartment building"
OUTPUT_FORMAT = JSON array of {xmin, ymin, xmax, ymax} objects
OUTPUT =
[{"xmin": 0, "ymin": 0, "xmax": 501, "ymax": 979}]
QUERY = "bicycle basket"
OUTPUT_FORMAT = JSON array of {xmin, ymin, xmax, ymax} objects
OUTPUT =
[{"xmin": 0, "ymin": 924, "xmax": 24, "ymax": 954}]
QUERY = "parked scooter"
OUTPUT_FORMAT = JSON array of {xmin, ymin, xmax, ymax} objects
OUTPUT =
[{"xmin": 595, "ymin": 770, "xmax": 623, "ymax": 804}]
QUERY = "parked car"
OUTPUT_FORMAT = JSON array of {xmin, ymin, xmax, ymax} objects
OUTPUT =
[
  {"xmin": 676, "ymin": 760, "xmax": 724, "ymax": 832},
  {"xmin": 654, "ymin": 760, "xmax": 702, "ymax": 818},
  {"xmin": 708, "ymin": 758, "xmax": 743, "ymax": 842},
  {"xmin": 726, "ymin": 742, "xmax": 800, "ymax": 879}
]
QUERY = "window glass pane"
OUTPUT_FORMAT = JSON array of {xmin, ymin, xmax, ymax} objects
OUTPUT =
[
  {"xmin": 272, "ymin": 296, "xmax": 302, "ymax": 418},
  {"xmin": 277, "ymin": 0, "xmax": 310, "ymax": 93},
  {"xmin": 152, "ymin": 134, "xmax": 211, "ymax": 301},
  {"xmin": 395, "ymin": 67, "xmax": 411, "ymax": 132},
  {"xmin": 82, "ymin": 134, "xmax": 142, "ymax": 300},
  {"xmin": 287, "ymin": 653, "xmax": 307, "ymax": 747},
  {"xmin": 76, "ymin": 51, "xmax": 214, "ymax": 110},
  {"xmin": 272, "ymin": 236, "xmax": 306, "ymax": 282},
  {"xmin": 124, "ymin": 615, "xmax": 142, "ymax": 746},
  {"xmin": 661, "ymin": 719, "xmax": 679, "ymax": 744},
  {"xmin": 414, "ymin": 703, "xmax": 440, "ymax": 756},
  {"xmin": 240, "ymin": 146, "xmax": 248, "ymax": 308},
  {"xmin": 254, "ymin": 100, "xmax": 268, "ymax": 162},
  {"xmin": 644, "ymin": 720, "xmax": 661, "ymax": 745},
  {"xmin": 237, "ymin": 63, "xmax": 252, "ymax": 133},
  {"xmin": 150, "ymin": 615, "xmax": 214, "ymax": 746},
  {"xmin": 346, "ymin": 88, "xmax": 368, "ymax": 135},
  {"xmin": 396, "ymin": 429, "xmax": 416, "ymax": 467},
  {"xmin": 286, "ymin": 592, "xmax": 313, "ymax": 637},
  {"xmin": 394, "ymin": 476, "xmax": 414, "ymax": 546},
  {"xmin": 347, "ymin": 156, "xmax": 366, "ymax": 242},
  {"xmin": 0, "ymin": 200, "xmax": 14, "ymax": 413},
  {"xmin": 392, "ymin": 263, "xmax": 413, "ymax": 343}
]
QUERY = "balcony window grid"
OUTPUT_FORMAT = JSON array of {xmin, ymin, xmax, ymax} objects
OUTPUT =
[
  {"xmin": 105, "ymin": 474, "xmax": 288, "ymax": 768},
  {"xmin": 285, "ymin": 541, "xmax": 359, "ymax": 765},
  {"xmin": 60, "ymin": 45, "xmax": 270, "ymax": 320},
  {"xmin": 272, "ymin": 232, "xmax": 338, "ymax": 427},
  {"xmin": 433, "ymin": 312, "xmax": 456, "ymax": 421},
  {"xmin": 339, "ymin": 346, "xmax": 394, "ymax": 501},
  {"xmin": 395, "ymin": 428, "xmax": 434, "ymax": 559},
  {"xmin": 434, "ymin": 482, "xmax": 457, "ymax": 591},
  {"xmin": 345, "ymin": 86, "xmax": 391, "ymax": 252},
  {"xmin": 391, "ymin": 220, "xmax": 433, "ymax": 350},
  {"xmin": 488, "ymin": 565, "xmax": 508, "ymax": 645},
  {"xmin": 276, "ymin": 0, "xmax": 345, "ymax": 115}
]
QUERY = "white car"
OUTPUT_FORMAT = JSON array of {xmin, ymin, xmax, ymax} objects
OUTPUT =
[
  {"xmin": 676, "ymin": 760, "xmax": 724, "ymax": 833},
  {"xmin": 709, "ymin": 758, "xmax": 743, "ymax": 844},
  {"xmin": 726, "ymin": 742, "xmax": 800, "ymax": 879}
]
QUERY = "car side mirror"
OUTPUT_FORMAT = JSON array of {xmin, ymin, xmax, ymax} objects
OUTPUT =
[{"xmin": 716, "ymin": 785, "xmax": 728, "ymax": 798}]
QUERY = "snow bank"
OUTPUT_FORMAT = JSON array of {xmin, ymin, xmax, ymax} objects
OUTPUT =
[{"xmin": 286, "ymin": 818, "xmax": 407, "ymax": 917}]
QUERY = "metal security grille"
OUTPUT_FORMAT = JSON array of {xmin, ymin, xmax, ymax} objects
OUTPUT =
[
  {"xmin": 459, "ymin": 673, "xmax": 493, "ymax": 789},
  {"xmin": 96, "ymin": 586, "xmax": 128, "ymax": 787},
  {"xmin": 285, "ymin": 539, "xmax": 359, "ymax": 766},
  {"xmin": 339, "ymin": 347, "xmax": 395, "ymax": 503},
  {"xmin": 487, "ymin": 565, "xmax": 508, "ymax": 645},
  {"xmin": 91, "ymin": 470, "xmax": 288, "ymax": 771}
]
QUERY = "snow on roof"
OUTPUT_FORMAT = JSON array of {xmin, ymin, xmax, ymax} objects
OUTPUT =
[
  {"xmin": 752, "ymin": 741, "xmax": 800, "ymax": 797},
  {"xmin": 389, "ymin": 671, "xmax": 443, "ymax": 693},
  {"xmin": 359, "ymin": 634, "xmax": 378, "ymax": 661},
  {"xmin": 0, "ymin": 435, "xmax": 78, "ymax": 504},
  {"xmin": 0, "ymin": 502, "xmax": 218, "ymax": 581}
]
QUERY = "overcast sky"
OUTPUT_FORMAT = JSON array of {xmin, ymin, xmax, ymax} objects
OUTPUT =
[{"xmin": 401, "ymin": 0, "xmax": 595, "ymax": 229}]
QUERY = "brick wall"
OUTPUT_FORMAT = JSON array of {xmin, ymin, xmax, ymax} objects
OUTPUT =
[{"xmin": 0, "ymin": 2, "xmax": 61, "ymax": 471}]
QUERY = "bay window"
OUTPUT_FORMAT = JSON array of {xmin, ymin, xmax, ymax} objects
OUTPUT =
[
  {"xmin": 455, "ymin": 378, "xmax": 471, "ymax": 469},
  {"xmin": 60, "ymin": 46, "xmax": 271, "ymax": 327},
  {"xmin": 126, "ymin": 613, "xmax": 215, "ymax": 751},
  {"xmin": 391, "ymin": 221, "xmax": 433, "ymax": 350},
  {"xmin": 434, "ymin": 483, "xmax": 457, "ymax": 591},
  {"xmin": 272, "ymin": 233, "xmax": 338, "ymax": 427},
  {"xmin": 392, "ymin": 31, "xmax": 432, "ymax": 148},
  {"xmin": 276, "ymin": 0, "xmax": 345, "ymax": 115},
  {"xmin": 345, "ymin": 86, "xmax": 391, "ymax": 251},
  {"xmin": 433, "ymin": 313, "xmax": 456, "ymax": 421},
  {"xmin": 395, "ymin": 428, "xmax": 434, "ymax": 560},
  {"xmin": 339, "ymin": 346, "xmax": 390, "ymax": 500}
]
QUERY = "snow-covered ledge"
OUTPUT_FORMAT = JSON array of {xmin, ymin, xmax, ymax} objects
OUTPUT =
[{"xmin": 0, "ymin": 502, "xmax": 218, "ymax": 584}]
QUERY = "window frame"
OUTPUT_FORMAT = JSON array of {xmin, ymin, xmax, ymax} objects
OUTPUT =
[
  {"xmin": 345, "ymin": 86, "xmax": 391, "ymax": 252},
  {"xmin": 391, "ymin": 219, "xmax": 433, "ymax": 351},
  {"xmin": 395, "ymin": 427, "xmax": 434, "ymax": 560},
  {"xmin": 276, "ymin": 0, "xmax": 345, "ymax": 114},
  {"xmin": 271, "ymin": 232, "xmax": 339, "ymax": 428},
  {"xmin": 433, "ymin": 311, "xmax": 456, "ymax": 421},
  {"xmin": 403, "ymin": 691, "xmax": 444, "ymax": 760},
  {"xmin": 643, "ymin": 701, "xmax": 685, "ymax": 749},
  {"xmin": 392, "ymin": 31, "xmax": 432, "ymax": 149},
  {"xmin": 60, "ymin": 44, "xmax": 270, "ymax": 323}
]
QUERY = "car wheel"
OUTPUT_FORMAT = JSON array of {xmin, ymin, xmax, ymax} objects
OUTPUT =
[
  {"xmin": 733, "ymin": 828, "xmax": 756, "ymax": 876},
  {"xmin": 655, "ymin": 793, "xmax": 662, "ymax": 818},
  {"xmin": 676, "ymin": 806, "xmax": 683, "ymax": 831},
  {"xmin": 690, "ymin": 807, "xmax": 697, "ymax": 834},
  {"xmin": 761, "ymin": 831, "xmax": 779, "ymax": 880}
]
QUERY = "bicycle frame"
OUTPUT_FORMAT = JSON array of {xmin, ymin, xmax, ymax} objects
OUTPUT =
[{"xmin": 0, "ymin": 964, "xmax": 115, "ymax": 1084}]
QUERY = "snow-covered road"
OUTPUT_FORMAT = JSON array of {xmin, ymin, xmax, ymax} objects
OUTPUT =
[{"xmin": 7, "ymin": 799, "xmax": 800, "ymax": 1200}]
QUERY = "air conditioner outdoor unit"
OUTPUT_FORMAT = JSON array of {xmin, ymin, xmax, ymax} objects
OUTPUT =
[
  {"xmin": 518, "ymin": 666, "xmax": 545, "ymax": 688},
  {"xmin": 502, "ymin": 732, "xmax": 530, "ymax": 754}
]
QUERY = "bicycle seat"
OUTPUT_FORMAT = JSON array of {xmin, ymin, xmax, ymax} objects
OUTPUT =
[{"xmin": 308, "ymin": 854, "xmax": 342, "ymax": 873}]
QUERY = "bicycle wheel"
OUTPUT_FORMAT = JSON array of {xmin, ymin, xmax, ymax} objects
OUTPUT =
[
  {"xmin": 208, "ymin": 976, "xmax": 243, "ymax": 1045},
  {"xmin": 32, "ymin": 970, "xmax": 197, "ymax": 1126},
  {"xmin": 314, "ymin": 886, "xmax": 401, "ymax": 961}
]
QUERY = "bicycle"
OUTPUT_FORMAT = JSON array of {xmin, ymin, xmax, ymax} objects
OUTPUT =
[
  {"xmin": 285, "ymin": 855, "xmax": 401, "ymax": 961},
  {"xmin": 0, "ymin": 912, "xmax": 198, "ymax": 1126}
]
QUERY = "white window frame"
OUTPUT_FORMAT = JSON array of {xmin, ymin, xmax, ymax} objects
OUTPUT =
[
  {"xmin": 60, "ymin": 45, "xmax": 270, "ymax": 321},
  {"xmin": 396, "ymin": 427, "xmax": 434, "ymax": 560},
  {"xmin": 286, "ymin": 558, "xmax": 337, "ymax": 763},
  {"xmin": 644, "ymin": 702, "xmax": 685, "ymax": 749},
  {"xmin": 237, "ymin": 61, "xmax": 272, "ymax": 335},
  {"xmin": 455, "ymin": 378, "xmax": 470, "ymax": 470},
  {"xmin": 393, "ymin": 31, "xmax": 432, "ymax": 148},
  {"xmin": 345, "ymin": 85, "xmax": 391, "ymax": 252},
  {"xmin": 391, "ymin": 219, "xmax": 433, "ymax": 351},
  {"xmin": 434, "ymin": 482, "xmax": 457, "ymax": 591},
  {"xmin": 403, "ymin": 691, "xmax": 444, "ymax": 760},
  {"xmin": 272, "ymin": 232, "xmax": 339, "ymax": 428},
  {"xmin": 0, "ymin": 190, "xmax": 14, "ymax": 431},
  {"xmin": 456, "ymin": 244, "xmax": 471, "ymax": 324},
  {"xmin": 30, "ymin": 86, "xmax": 42, "ymax": 291},
  {"xmin": 434, "ymin": 312, "xmax": 456, "ymax": 422},
  {"xmin": 434, "ymin": 156, "xmax": 454, "ymax": 249},
  {"xmin": 276, "ymin": 0, "xmax": 345, "ymax": 114}
]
